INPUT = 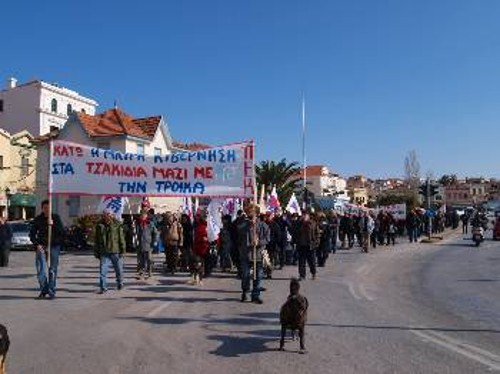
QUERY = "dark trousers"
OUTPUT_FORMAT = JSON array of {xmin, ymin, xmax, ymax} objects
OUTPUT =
[
  {"xmin": 0, "ymin": 247, "xmax": 10, "ymax": 267},
  {"xmin": 386, "ymin": 233, "xmax": 396, "ymax": 245},
  {"xmin": 165, "ymin": 244, "xmax": 179, "ymax": 273},
  {"xmin": 298, "ymin": 246, "xmax": 316, "ymax": 279},
  {"xmin": 370, "ymin": 232, "xmax": 378, "ymax": 248},
  {"xmin": 462, "ymin": 223, "xmax": 468, "ymax": 234},
  {"xmin": 137, "ymin": 250, "xmax": 152, "ymax": 275}
]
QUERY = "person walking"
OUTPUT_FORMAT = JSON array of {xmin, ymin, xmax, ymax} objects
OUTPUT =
[
  {"xmin": 180, "ymin": 214, "xmax": 193, "ymax": 272},
  {"xmin": 190, "ymin": 213, "xmax": 209, "ymax": 285},
  {"xmin": 30, "ymin": 199, "xmax": 65, "ymax": 299},
  {"xmin": 317, "ymin": 212, "xmax": 331, "ymax": 267},
  {"xmin": 297, "ymin": 213, "xmax": 319, "ymax": 281},
  {"xmin": 161, "ymin": 213, "xmax": 183, "ymax": 274},
  {"xmin": 406, "ymin": 210, "xmax": 420, "ymax": 243},
  {"xmin": 94, "ymin": 209, "xmax": 126, "ymax": 294},
  {"xmin": 237, "ymin": 206, "xmax": 269, "ymax": 304},
  {"xmin": 135, "ymin": 210, "xmax": 158, "ymax": 280},
  {"xmin": 0, "ymin": 217, "xmax": 13, "ymax": 267},
  {"xmin": 461, "ymin": 213, "xmax": 469, "ymax": 234},
  {"xmin": 360, "ymin": 211, "xmax": 374, "ymax": 253},
  {"xmin": 219, "ymin": 215, "xmax": 233, "ymax": 273}
]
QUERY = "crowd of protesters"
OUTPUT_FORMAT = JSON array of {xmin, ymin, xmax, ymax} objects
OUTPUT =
[{"xmin": 2, "ymin": 199, "xmax": 460, "ymax": 302}]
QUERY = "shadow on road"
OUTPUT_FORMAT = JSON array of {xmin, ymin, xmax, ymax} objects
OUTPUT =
[
  {"xmin": 308, "ymin": 323, "xmax": 500, "ymax": 334},
  {"xmin": 207, "ymin": 330, "xmax": 279, "ymax": 357}
]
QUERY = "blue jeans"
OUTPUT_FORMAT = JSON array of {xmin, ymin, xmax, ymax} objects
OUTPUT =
[
  {"xmin": 36, "ymin": 245, "xmax": 61, "ymax": 296},
  {"xmin": 100, "ymin": 253, "xmax": 123, "ymax": 291},
  {"xmin": 241, "ymin": 260, "xmax": 263, "ymax": 299},
  {"xmin": 409, "ymin": 228, "xmax": 418, "ymax": 243}
]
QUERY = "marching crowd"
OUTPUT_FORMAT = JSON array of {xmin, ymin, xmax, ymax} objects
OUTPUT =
[{"xmin": 0, "ymin": 199, "xmax": 461, "ymax": 304}]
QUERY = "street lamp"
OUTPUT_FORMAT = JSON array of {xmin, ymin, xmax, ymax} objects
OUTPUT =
[{"xmin": 5, "ymin": 187, "xmax": 11, "ymax": 221}]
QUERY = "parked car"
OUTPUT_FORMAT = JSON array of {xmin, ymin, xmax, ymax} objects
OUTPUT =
[{"xmin": 7, "ymin": 221, "xmax": 33, "ymax": 250}]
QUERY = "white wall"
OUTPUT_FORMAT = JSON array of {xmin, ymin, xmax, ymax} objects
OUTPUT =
[
  {"xmin": 0, "ymin": 80, "xmax": 97, "ymax": 137},
  {"xmin": 0, "ymin": 83, "xmax": 40, "ymax": 135}
]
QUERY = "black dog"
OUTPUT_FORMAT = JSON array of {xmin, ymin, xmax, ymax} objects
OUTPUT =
[
  {"xmin": 0, "ymin": 324, "xmax": 9, "ymax": 374},
  {"xmin": 279, "ymin": 278, "xmax": 308, "ymax": 353}
]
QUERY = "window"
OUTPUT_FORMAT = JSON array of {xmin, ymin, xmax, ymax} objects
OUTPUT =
[
  {"xmin": 68, "ymin": 196, "xmax": 80, "ymax": 218},
  {"xmin": 0, "ymin": 99, "xmax": 3, "ymax": 112},
  {"xmin": 50, "ymin": 125, "xmax": 59, "ymax": 132},
  {"xmin": 20, "ymin": 156, "xmax": 29, "ymax": 177},
  {"xmin": 51, "ymin": 98, "xmax": 58, "ymax": 113},
  {"xmin": 81, "ymin": 108, "xmax": 86, "ymax": 114},
  {"xmin": 67, "ymin": 104, "xmax": 73, "ymax": 116},
  {"xmin": 154, "ymin": 147, "xmax": 162, "ymax": 157},
  {"xmin": 97, "ymin": 142, "xmax": 110, "ymax": 150},
  {"xmin": 0, "ymin": 155, "xmax": 3, "ymax": 169},
  {"xmin": 137, "ymin": 143, "xmax": 145, "ymax": 155}
]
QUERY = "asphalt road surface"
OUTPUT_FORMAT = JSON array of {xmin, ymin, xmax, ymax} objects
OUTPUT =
[{"xmin": 1, "ymin": 232, "xmax": 500, "ymax": 374}]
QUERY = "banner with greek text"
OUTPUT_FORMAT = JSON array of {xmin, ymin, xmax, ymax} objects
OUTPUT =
[{"xmin": 50, "ymin": 140, "xmax": 255, "ymax": 198}]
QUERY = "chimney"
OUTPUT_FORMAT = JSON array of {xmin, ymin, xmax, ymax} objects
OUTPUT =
[{"xmin": 6, "ymin": 77, "xmax": 17, "ymax": 89}]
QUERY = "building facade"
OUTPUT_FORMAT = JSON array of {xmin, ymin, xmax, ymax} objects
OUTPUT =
[
  {"xmin": 298, "ymin": 165, "xmax": 348, "ymax": 199},
  {"xmin": 0, "ymin": 77, "xmax": 98, "ymax": 136},
  {"xmin": 34, "ymin": 107, "xmax": 182, "ymax": 225},
  {"xmin": 0, "ymin": 129, "xmax": 37, "ymax": 219}
]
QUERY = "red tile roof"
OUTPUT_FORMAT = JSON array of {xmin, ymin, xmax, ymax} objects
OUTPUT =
[
  {"xmin": 173, "ymin": 141, "xmax": 211, "ymax": 151},
  {"xmin": 75, "ymin": 108, "xmax": 161, "ymax": 140},
  {"xmin": 293, "ymin": 165, "xmax": 329, "ymax": 177}
]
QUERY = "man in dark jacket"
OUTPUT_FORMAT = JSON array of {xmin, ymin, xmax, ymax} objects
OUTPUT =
[
  {"xmin": 29, "ymin": 199, "xmax": 65, "ymax": 299},
  {"xmin": 94, "ymin": 209, "xmax": 126, "ymax": 293},
  {"xmin": 0, "ymin": 216, "xmax": 13, "ymax": 267},
  {"xmin": 297, "ymin": 213, "xmax": 319, "ymax": 280},
  {"xmin": 237, "ymin": 207, "xmax": 270, "ymax": 304}
]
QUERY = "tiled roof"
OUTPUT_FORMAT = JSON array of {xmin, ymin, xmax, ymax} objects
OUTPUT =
[
  {"xmin": 75, "ymin": 108, "xmax": 161, "ymax": 140},
  {"xmin": 293, "ymin": 165, "xmax": 329, "ymax": 177},
  {"xmin": 173, "ymin": 141, "xmax": 211, "ymax": 151}
]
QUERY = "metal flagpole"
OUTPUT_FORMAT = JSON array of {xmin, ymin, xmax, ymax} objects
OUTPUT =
[
  {"xmin": 47, "ymin": 140, "xmax": 54, "ymax": 268},
  {"xmin": 302, "ymin": 95, "xmax": 307, "ymax": 210},
  {"xmin": 252, "ymin": 141, "xmax": 257, "ymax": 281}
]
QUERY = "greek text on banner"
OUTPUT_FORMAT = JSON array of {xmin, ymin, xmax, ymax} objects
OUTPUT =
[{"xmin": 49, "ymin": 140, "xmax": 255, "ymax": 198}]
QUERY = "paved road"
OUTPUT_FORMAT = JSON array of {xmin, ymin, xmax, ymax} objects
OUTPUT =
[{"xmin": 1, "ymin": 232, "xmax": 500, "ymax": 374}]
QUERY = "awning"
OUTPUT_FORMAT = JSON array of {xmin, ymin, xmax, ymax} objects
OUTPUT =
[{"xmin": 9, "ymin": 193, "xmax": 36, "ymax": 207}]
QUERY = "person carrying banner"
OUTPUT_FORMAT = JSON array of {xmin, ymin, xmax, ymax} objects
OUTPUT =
[
  {"xmin": 94, "ymin": 209, "xmax": 126, "ymax": 293},
  {"xmin": 30, "ymin": 199, "xmax": 65, "ymax": 299},
  {"xmin": 161, "ymin": 213, "xmax": 183, "ymax": 274},
  {"xmin": 237, "ymin": 205, "xmax": 270, "ymax": 304},
  {"xmin": 180, "ymin": 213, "xmax": 193, "ymax": 272},
  {"xmin": 135, "ymin": 210, "xmax": 158, "ymax": 280}
]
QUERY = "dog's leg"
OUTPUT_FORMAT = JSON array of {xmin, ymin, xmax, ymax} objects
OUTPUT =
[
  {"xmin": 279, "ymin": 325, "xmax": 286, "ymax": 351},
  {"xmin": 299, "ymin": 327, "xmax": 306, "ymax": 354}
]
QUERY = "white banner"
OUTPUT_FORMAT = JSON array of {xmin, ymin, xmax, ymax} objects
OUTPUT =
[
  {"xmin": 50, "ymin": 140, "xmax": 255, "ymax": 198},
  {"xmin": 97, "ymin": 196, "xmax": 127, "ymax": 220},
  {"xmin": 378, "ymin": 203, "xmax": 407, "ymax": 220}
]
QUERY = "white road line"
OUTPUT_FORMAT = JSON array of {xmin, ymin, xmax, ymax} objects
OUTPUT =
[
  {"xmin": 146, "ymin": 302, "xmax": 172, "ymax": 318},
  {"xmin": 347, "ymin": 282, "xmax": 362, "ymax": 300},
  {"xmin": 411, "ymin": 330, "xmax": 500, "ymax": 371},
  {"xmin": 356, "ymin": 284, "xmax": 375, "ymax": 301}
]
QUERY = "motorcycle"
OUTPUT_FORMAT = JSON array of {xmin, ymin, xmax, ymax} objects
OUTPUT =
[{"xmin": 472, "ymin": 226, "xmax": 484, "ymax": 247}]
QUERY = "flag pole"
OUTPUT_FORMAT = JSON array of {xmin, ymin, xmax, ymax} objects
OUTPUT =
[
  {"xmin": 252, "ymin": 141, "xmax": 257, "ymax": 281},
  {"xmin": 302, "ymin": 94, "xmax": 307, "ymax": 211},
  {"xmin": 47, "ymin": 140, "xmax": 54, "ymax": 268}
]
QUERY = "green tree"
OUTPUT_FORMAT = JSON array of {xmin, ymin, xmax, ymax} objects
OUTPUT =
[
  {"xmin": 255, "ymin": 159, "xmax": 301, "ymax": 203},
  {"xmin": 377, "ymin": 191, "xmax": 420, "ymax": 210},
  {"xmin": 439, "ymin": 174, "xmax": 458, "ymax": 186}
]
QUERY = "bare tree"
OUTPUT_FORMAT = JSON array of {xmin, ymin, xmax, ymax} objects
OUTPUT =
[{"xmin": 404, "ymin": 150, "xmax": 421, "ymax": 189}]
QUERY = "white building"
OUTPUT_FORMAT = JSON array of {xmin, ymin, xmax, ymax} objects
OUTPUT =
[
  {"xmin": 33, "ymin": 107, "xmax": 183, "ymax": 225},
  {"xmin": 0, "ymin": 77, "xmax": 98, "ymax": 136},
  {"xmin": 300, "ymin": 165, "xmax": 348, "ymax": 199}
]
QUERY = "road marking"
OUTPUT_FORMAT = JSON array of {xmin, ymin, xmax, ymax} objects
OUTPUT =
[
  {"xmin": 347, "ymin": 282, "xmax": 362, "ymax": 300},
  {"xmin": 356, "ymin": 284, "xmax": 375, "ymax": 301},
  {"xmin": 146, "ymin": 302, "xmax": 172, "ymax": 317},
  {"xmin": 412, "ymin": 330, "xmax": 500, "ymax": 371}
]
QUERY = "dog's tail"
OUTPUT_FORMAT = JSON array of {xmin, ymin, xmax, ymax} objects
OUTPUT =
[{"xmin": 0, "ymin": 323, "xmax": 10, "ymax": 368}]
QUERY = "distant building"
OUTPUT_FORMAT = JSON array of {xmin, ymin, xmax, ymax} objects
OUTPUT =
[
  {"xmin": 33, "ymin": 107, "xmax": 182, "ymax": 225},
  {"xmin": 348, "ymin": 187, "xmax": 369, "ymax": 206},
  {"xmin": 0, "ymin": 77, "xmax": 98, "ymax": 136},
  {"xmin": 296, "ymin": 165, "xmax": 348, "ymax": 199},
  {"xmin": 0, "ymin": 128, "xmax": 37, "ymax": 219}
]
